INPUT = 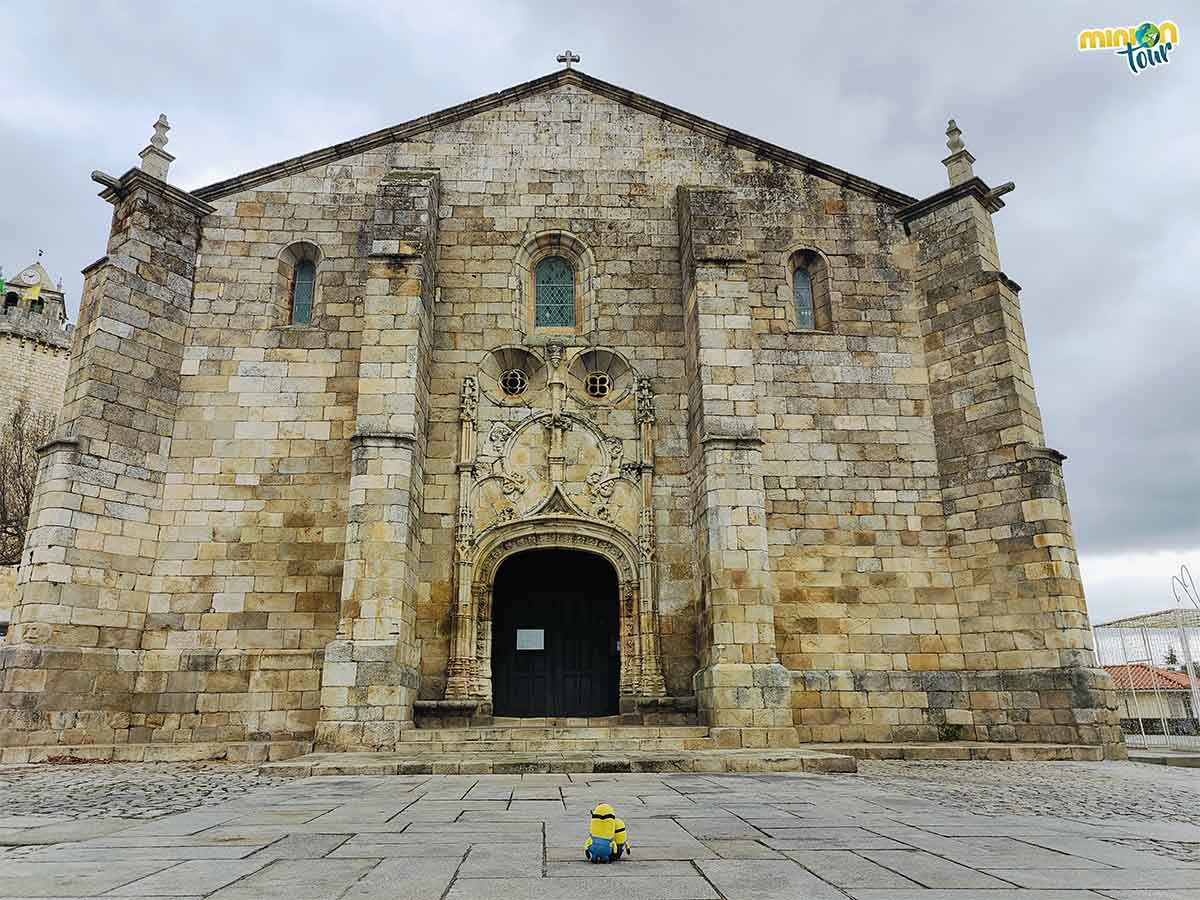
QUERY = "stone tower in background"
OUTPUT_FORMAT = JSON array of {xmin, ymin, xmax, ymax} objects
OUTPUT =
[
  {"xmin": 0, "ymin": 261, "xmax": 73, "ymax": 424},
  {"xmin": 0, "ymin": 260, "xmax": 74, "ymax": 635}
]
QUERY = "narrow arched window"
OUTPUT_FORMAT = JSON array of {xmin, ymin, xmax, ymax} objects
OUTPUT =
[
  {"xmin": 31, "ymin": 297, "xmax": 44, "ymax": 314},
  {"xmin": 290, "ymin": 259, "xmax": 315, "ymax": 325},
  {"xmin": 793, "ymin": 264, "xmax": 815, "ymax": 330},
  {"xmin": 3, "ymin": 293, "xmax": 18, "ymax": 313},
  {"xmin": 534, "ymin": 256, "xmax": 575, "ymax": 327}
]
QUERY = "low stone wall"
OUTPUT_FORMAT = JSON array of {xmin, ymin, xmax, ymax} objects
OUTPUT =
[
  {"xmin": 790, "ymin": 668, "xmax": 1127, "ymax": 758},
  {"xmin": 0, "ymin": 646, "xmax": 323, "ymax": 748}
]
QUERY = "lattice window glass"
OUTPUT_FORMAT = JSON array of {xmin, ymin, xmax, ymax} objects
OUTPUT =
[
  {"xmin": 534, "ymin": 256, "xmax": 575, "ymax": 327},
  {"xmin": 586, "ymin": 372, "xmax": 611, "ymax": 399},
  {"xmin": 793, "ymin": 265, "xmax": 815, "ymax": 330},
  {"xmin": 291, "ymin": 259, "xmax": 316, "ymax": 325},
  {"xmin": 499, "ymin": 369, "xmax": 528, "ymax": 396}
]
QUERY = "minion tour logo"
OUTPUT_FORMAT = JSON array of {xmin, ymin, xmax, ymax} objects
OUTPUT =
[{"xmin": 1078, "ymin": 21, "xmax": 1179, "ymax": 75}]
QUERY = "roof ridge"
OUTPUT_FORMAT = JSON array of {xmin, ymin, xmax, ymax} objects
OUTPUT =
[{"xmin": 191, "ymin": 69, "xmax": 917, "ymax": 206}]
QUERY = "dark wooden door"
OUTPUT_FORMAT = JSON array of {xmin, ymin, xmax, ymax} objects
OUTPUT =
[{"xmin": 492, "ymin": 550, "xmax": 619, "ymax": 718}]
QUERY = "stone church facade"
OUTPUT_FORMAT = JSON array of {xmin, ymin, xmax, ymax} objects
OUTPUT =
[{"xmin": 0, "ymin": 67, "xmax": 1124, "ymax": 761}]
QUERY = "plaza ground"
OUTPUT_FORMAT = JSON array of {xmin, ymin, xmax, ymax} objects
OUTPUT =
[{"xmin": 0, "ymin": 760, "xmax": 1197, "ymax": 899}]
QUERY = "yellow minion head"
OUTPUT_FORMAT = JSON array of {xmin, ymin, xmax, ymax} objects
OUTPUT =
[{"xmin": 589, "ymin": 803, "xmax": 617, "ymax": 841}]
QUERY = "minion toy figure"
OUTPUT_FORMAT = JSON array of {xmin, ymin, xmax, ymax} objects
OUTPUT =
[
  {"xmin": 614, "ymin": 816, "xmax": 631, "ymax": 859},
  {"xmin": 584, "ymin": 803, "xmax": 619, "ymax": 863}
]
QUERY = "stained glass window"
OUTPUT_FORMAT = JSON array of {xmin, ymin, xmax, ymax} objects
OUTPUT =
[
  {"xmin": 535, "ymin": 256, "xmax": 575, "ymax": 327},
  {"xmin": 291, "ymin": 259, "xmax": 315, "ymax": 325},
  {"xmin": 793, "ymin": 265, "xmax": 815, "ymax": 330}
]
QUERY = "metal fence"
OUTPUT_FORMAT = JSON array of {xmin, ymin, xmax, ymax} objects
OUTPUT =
[{"xmin": 1093, "ymin": 567, "xmax": 1200, "ymax": 750}]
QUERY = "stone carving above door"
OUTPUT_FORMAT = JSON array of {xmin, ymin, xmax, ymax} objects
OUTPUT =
[
  {"xmin": 465, "ymin": 344, "xmax": 648, "ymax": 538},
  {"xmin": 443, "ymin": 343, "xmax": 666, "ymax": 702}
]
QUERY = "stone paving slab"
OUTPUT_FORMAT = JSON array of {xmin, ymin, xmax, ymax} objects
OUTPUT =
[
  {"xmin": 108, "ymin": 860, "xmax": 270, "ymax": 896},
  {"xmin": 341, "ymin": 859, "xmax": 463, "ymax": 900},
  {"xmin": 0, "ymin": 861, "xmax": 175, "ymax": 896},
  {"xmin": 205, "ymin": 859, "xmax": 378, "ymax": 899},
  {"xmin": 784, "ymin": 850, "xmax": 922, "ymax": 889},
  {"xmin": 859, "ymin": 848, "xmax": 1015, "ymax": 888},
  {"xmin": 696, "ymin": 859, "xmax": 848, "ymax": 899},
  {"xmin": 0, "ymin": 761, "xmax": 1197, "ymax": 898},
  {"xmin": 987, "ymin": 867, "xmax": 1200, "ymax": 889},
  {"xmin": 845, "ymin": 893, "xmax": 1109, "ymax": 899},
  {"xmin": 445, "ymin": 875, "xmax": 720, "ymax": 900}
]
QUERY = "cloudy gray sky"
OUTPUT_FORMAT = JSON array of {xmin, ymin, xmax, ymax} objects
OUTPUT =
[{"xmin": 1, "ymin": 1, "xmax": 1196, "ymax": 623}]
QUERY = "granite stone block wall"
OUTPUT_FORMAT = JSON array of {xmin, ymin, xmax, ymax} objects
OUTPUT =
[
  {"xmin": 0, "ymin": 336, "xmax": 70, "ymax": 426},
  {"xmin": 0, "ymin": 72, "xmax": 1122, "ymax": 755}
]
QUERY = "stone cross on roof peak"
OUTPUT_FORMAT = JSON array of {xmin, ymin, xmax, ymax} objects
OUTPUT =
[{"xmin": 556, "ymin": 49, "xmax": 580, "ymax": 69}]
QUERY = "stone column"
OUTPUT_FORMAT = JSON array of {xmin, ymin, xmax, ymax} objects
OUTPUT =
[
  {"xmin": 315, "ymin": 170, "xmax": 439, "ymax": 751},
  {"xmin": 678, "ymin": 187, "xmax": 798, "ymax": 749},
  {"xmin": 898, "ymin": 123, "xmax": 1124, "ymax": 756},
  {"xmin": 445, "ymin": 377, "xmax": 478, "ymax": 700},
  {"xmin": 635, "ymin": 378, "xmax": 666, "ymax": 697},
  {"xmin": 0, "ymin": 168, "xmax": 210, "ymax": 747}
]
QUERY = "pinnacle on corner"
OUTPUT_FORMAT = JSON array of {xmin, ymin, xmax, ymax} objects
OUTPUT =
[
  {"xmin": 942, "ymin": 117, "xmax": 976, "ymax": 186},
  {"xmin": 138, "ymin": 113, "xmax": 174, "ymax": 180}
]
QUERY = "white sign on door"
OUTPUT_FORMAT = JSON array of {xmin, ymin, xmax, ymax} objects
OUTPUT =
[{"xmin": 516, "ymin": 629, "xmax": 544, "ymax": 651}]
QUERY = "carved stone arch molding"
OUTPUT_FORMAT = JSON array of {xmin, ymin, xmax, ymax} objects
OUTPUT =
[{"xmin": 444, "ymin": 515, "xmax": 666, "ymax": 707}]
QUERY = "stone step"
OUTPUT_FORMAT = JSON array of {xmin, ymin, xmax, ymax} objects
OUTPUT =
[
  {"xmin": 260, "ymin": 747, "xmax": 857, "ymax": 777},
  {"xmin": 810, "ymin": 742, "xmax": 1107, "ymax": 762},
  {"xmin": 397, "ymin": 738, "xmax": 717, "ymax": 754},
  {"xmin": 402, "ymin": 725, "xmax": 710, "ymax": 743},
  {"xmin": 1, "ymin": 740, "xmax": 312, "ymax": 766},
  {"xmin": 489, "ymin": 716, "xmax": 626, "ymax": 727}
]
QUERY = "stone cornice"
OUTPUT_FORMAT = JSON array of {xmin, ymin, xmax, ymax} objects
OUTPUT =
[
  {"xmin": 95, "ymin": 168, "xmax": 215, "ymax": 217},
  {"xmin": 80, "ymin": 256, "xmax": 109, "ymax": 277},
  {"xmin": 367, "ymin": 241, "xmax": 429, "ymax": 261},
  {"xmin": 37, "ymin": 435, "xmax": 81, "ymax": 455},
  {"xmin": 191, "ymin": 69, "xmax": 918, "ymax": 208},
  {"xmin": 699, "ymin": 432, "xmax": 764, "ymax": 450},
  {"xmin": 1018, "ymin": 443, "xmax": 1068, "ymax": 465},
  {"xmin": 350, "ymin": 431, "xmax": 418, "ymax": 449},
  {"xmin": 896, "ymin": 177, "xmax": 1010, "ymax": 228}
]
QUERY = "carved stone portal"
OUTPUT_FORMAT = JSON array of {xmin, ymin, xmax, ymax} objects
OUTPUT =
[{"xmin": 444, "ymin": 346, "xmax": 665, "ymax": 706}]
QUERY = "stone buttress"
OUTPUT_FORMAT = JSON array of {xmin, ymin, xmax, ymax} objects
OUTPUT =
[
  {"xmin": 897, "ymin": 129, "xmax": 1125, "ymax": 757},
  {"xmin": 678, "ymin": 187, "xmax": 800, "ymax": 749},
  {"xmin": 315, "ymin": 170, "xmax": 439, "ymax": 751},
  {"xmin": 0, "ymin": 169, "xmax": 211, "ymax": 747}
]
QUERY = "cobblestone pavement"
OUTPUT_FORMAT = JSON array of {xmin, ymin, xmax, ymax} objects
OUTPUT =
[
  {"xmin": 0, "ymin": 760, "xmax": 1196, "ymax": 898},
  {"xmin": 857, "ymin": 760, "xmax": 1200, "ymax": 824},
  {"xmin": 0, "ymin": 763, "xmax": 274, "ymax": 821}
]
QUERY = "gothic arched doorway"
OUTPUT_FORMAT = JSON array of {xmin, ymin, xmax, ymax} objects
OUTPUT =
[{"xmin": 490, "ymin": 549, "xmax": 619, "ymax": 717}]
